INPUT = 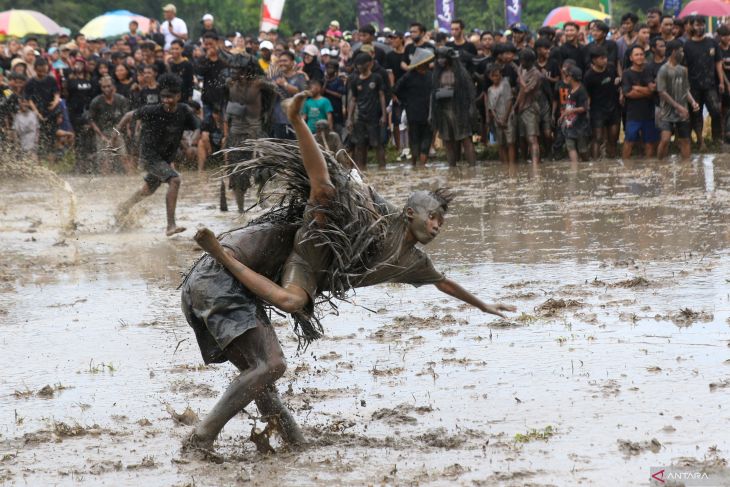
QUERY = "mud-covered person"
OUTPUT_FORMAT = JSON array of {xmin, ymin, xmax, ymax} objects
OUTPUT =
[
  {"xmin": 115, "ymin": 73, "xmax": 200, "ymax": 236},
  {"xmin": 186, "ymin": 90, "xmax": 516, "ymax": 451}
]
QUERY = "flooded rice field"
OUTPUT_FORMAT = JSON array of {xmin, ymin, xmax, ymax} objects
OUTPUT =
[{"xmin": 1, "ymin": 156, "xmax": 729, "ymax": 486}]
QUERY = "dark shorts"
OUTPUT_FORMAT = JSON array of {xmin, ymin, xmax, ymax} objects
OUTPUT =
[
  {"xmin": 565, "ymin": 136, "xmax": 589, "ymax": 153},
  {"xmin": 658, "ymin": 120, "xmax": 691, "ymax": 138},
  {"xmin": 518, "ymin": 102, "xmax": 540, "ymax": 138},
  {"xmin": 625, "ymin": 119, "xmax": 659, "ymax": 143},
  {"xmin": 351, "ymin": 120, "xmax": 382, "ymax": 148},
  {"xmin": 408, "ymin": 121, "xmax": 433, "ymax": 156},
  {"xmin": 143, "ymin": 157, "xmax": 179, "ymax": 192},
  {"xmin": 590, "ymin": 107, "xmax": 621, "ymax": 129},
  {"xmin": 181, "ymin": 254, "xmax": 268, "ymax": 364}
]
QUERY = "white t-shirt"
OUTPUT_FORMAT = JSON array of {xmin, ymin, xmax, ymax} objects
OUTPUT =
[
  {"xmin": 13, "ymin": 110, "xmax": 39, "ymax": 152},
  {"xmin": 160, "ymin": 17, "xmax": 188, "ymax": 50}
]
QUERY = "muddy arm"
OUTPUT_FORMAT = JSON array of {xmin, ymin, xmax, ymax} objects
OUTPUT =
[
  {"xmin": 434, "ymin": 278, "xmax": 515, "ymax": 318},
  {"xmin": 195, "ymin": 229, "xmax": 308, "ymax": 313}
]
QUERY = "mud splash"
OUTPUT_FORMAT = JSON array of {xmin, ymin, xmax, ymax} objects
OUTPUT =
[{"xmin": 1, "ymin": 157, "xmax": 730, "ymax": 485}]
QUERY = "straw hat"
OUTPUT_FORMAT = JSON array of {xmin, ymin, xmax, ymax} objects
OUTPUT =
[{"xmin": 408, "ymin": 47, "xmax": 434, "ymax": 70}]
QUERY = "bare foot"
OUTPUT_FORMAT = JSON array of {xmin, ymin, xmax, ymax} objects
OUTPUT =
[
  {"xmin": 282, "ymin": 90, "xmax": 311, "ymax": 122},
  {"xmin": 194, "ymin": 227, "xmax": 221, "ymax": 254},
  {"xmin": 166, "ymin": 225, "xmax": 186, "ymax": 237},
  {"xmin": 181, "ymin": 431, "xmax": 223, "ymax": 463}
]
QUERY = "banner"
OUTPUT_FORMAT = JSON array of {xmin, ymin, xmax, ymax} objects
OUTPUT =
[
  {"xmin": 663, "ymin": 0, "xmax": 681, "ymax": 16},
  {"xmin": 357, "ymin": 0, "xmax": 384, "ymax": 31},
  {"xmin": 599, "ymin": 0, "xmax": 610, "ymax": 14},
  {"xmin": 435, "ymin": 0, "xmax": 454, "ymax": 32},
  {"xmin": 260, "ymin": 0, "xmax": 285, "ymax": 32},
  {"xmin": 505, "ymin": 0, "xmax": 522, "ymax": 26}
]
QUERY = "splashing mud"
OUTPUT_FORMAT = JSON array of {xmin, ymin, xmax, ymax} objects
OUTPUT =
[{"xmin": 1, "ymin": 158, "xmax": 730, "ymax": 485}]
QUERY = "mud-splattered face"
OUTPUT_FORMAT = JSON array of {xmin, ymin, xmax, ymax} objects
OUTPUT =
[{"xmin": 406, "ymin": 192, "xmax": 445, "ymax": 245}]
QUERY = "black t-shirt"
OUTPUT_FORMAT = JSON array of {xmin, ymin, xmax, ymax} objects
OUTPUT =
[
  {"xmin": 583, "ymin": 64, "xmax": 619, "ymax": 114},
  {"xmin": 587, "ymin": 39, "xmax": 619, "ymax": 68},
  {"xmin": 622, "ymin": 67, "xmax": 655, "ymax": 121},
  {"xmin": 133, "ymin": 103, "xmax": 200, "ymax": 161},
  {"xmin": 115, "ymin": 80, "xmax": 134, "ymax": 100},
  {"xmin": 24, "ymin": 75, "xmax": 58, "ymax": 116},
  {"xmin": 169, "ymin": 59, "xmax": 194, "ymax": 101},
  {"xmin": 196, "ymin": 57, "xmax": 228, "ymax": 107},
  {"xmin": 720, "ymin": 44, "xmax": 730, "ymax": 82},
  {"xmin": 563, "ymin": 85, "xmax": 589, "ymax": 138},
  {"xmin": 537, "ymin": 58, "xmax": 560, "ymax": 104},
  {"xmin": 559, "ymin": 42, "xmax": 587, "ymax": 72},
  {"xmin": 136, "ymin": 86, "xmax": 160, "ymax": 108},
  {"xmin": 350, "ymin": 72, "xmax": 385, "ymax": 122},
  {"xmin": 201, "ymin": 116, "xmax": 223, "ymax": 148},
  {"xmin": 683, "ymin": 37, "xmax": 720, "ymax": 90},
  {"xmin": 384, "ymin": 50, "xmax": 407, "ymax": 84},
  {"xmin": 393, "ymin": 69, "xmax": 432, "ymax": 123},
  {"xmin": 66, "ymin": 77, "xmax": 95, "ymax": 120}
]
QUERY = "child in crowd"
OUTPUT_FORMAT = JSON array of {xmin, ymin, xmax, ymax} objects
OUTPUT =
[
  {"xmin": 559, "ymin": 66, "xmax": 589, "ymax": 164},
  {"xmin": 12, "ymin": 98, "xmax": 39, "ymax": 160},
  {"xmin": 301, "ymin": 78, "xmax": 333, "ymax": 133},
  {"xmin": 486, "ymin": 65, "xmax": 515, "ymax": 164}
]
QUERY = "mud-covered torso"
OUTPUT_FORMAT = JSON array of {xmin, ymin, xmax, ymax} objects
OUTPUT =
[{"xmin": 219, "ymin": 221, "xmax": 299, "ymax": 280}]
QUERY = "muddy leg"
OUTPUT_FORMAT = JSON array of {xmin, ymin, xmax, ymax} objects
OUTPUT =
[
  {"xmin": 191, "ymin": 324, "xmax": 287, "ymax": 446},
  {"xmin": 255, "ymin": 384, "xmax": 305, "ymax": 445},
  {"xmin": 165, "ymin": 176, "xmax": 185, "ymax": 236},
  {"xmin": 219, "ymin": 181, "xmax": 228, "ymax": 212},
  {"xmin": 115, "ymin": 182, "xmax": 153, "ymax": 225}
]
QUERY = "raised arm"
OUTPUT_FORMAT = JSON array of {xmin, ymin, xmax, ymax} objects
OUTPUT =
[{"xmin": 434, "ymin": 278, "xmax": 516, "ymax": 318}]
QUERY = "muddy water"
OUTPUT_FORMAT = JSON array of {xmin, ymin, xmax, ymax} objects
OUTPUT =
[{"xmin": 1, "ymin": 157, "xmax": 729, "ymax": 486}]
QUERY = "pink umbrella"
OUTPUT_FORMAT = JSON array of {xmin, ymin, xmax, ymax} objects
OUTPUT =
[{"xmin": 679, "ymin": 0, "xmax": 730, "ymax": 18}]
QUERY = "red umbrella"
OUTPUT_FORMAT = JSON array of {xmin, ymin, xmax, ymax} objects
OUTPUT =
[{"xmin": 679, "ymin": 0, "xmax": 730, "ymax": 18}]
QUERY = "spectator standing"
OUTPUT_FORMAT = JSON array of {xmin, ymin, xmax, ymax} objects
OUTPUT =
[
  {"xmin": 168, "ymin": 39, "xmax": 194, "ymax": 102},
  {"xmin": 394, "ymin": 48, "xmax": 434, "ymax": 165},
  {"xmin": 196, "ymin": 33, "xmax": 228, "ymax": 123},
  {"xmin": 24, "ymin": 58, "xmax": 60, "ymax": 160},
  {"xmin": 322, "ymin": 61, "xmax": 346, "ymax": 134},
  {"xmin": 683, "ymin": 16, "xmax": 723, "ymax": 149},
  {"xmin": 616, "ymin": 13, "xmax": 639, "ymax": 65},
  {"xmin": 657, "ymin": 40, "xmax": 699, "ymax": 160},
  {"xmin": 160, "ymin": 4, "xmax": 188, "ymax": 51},
  {"xmin": 622, "ymin": 46, "xmax": 659, "ymax": 159},
  {"xmin": 270, "ymin": 50, "xmax": 307, "ymax": 139},
  {"xmin": 560, "ymin": 22, "xmax": 587, "ymax": 73},
  {"xmin": 88, "ymin": 76, "xmax": 129, "ymax": 173},
  {"xmin": 515, "ymin": 48, "xmax": 543, "ymax": 165},
  {"xmin": 347, "ymin": 52, "xmax": 387, "ymax": 169},
  {"xmin": 431, "ymin": 47, "xmax": 476, "ymax": 166},
  {"xmin": 64, "ymin": 58, "xmax": 96, "ymax": 171},
  {"xmin": 302, "ymin": 79, "xmax": 333, "ymax": 133},
  {"xmin": 718, "ymin": 25, "xmax": 730, "ymax": 142},
  {"xmin": 583, "ymin": 46, "xmax": 620, "ymax": 159},
  {"xmin": 486, "ymin": 65, "xmax": 515, "ymax": 164},
  {"xmin": 559, "ymin": 66, "xmax": 590, "ymax": 164},
  {"xmin": 12, "ymin": 98, "xmax": 39, "ymax": 159}
]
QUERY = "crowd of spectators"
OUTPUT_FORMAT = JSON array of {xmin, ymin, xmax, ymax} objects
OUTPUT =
[{"xmin": 1, "ymin": 5, "xmax": 729, "ymax": 176}]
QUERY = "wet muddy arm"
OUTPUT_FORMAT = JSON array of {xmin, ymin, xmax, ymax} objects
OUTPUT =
[
  {"xmin": 434, "ymin": 278, "xmax": 515, "ymax": 318},
  {"xmin": 195, "ymin": 229, "xmax": 308, "ymax": 313}
]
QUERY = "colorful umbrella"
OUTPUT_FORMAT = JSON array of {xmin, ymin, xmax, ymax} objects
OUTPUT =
[
  {"xmin": 0, "ymin": 9, "xmax": 64, "ymax": 37},
  {"xmin": 80, "ymin": 10, "xmax": 150, "ymax": 39},
  {"xmin": 543, "ymin": 6, "xmax": 610, "ymax": 27},
  {"xmin": 679, "ymin": 0, "xmax": 730, "ymax": 17}
]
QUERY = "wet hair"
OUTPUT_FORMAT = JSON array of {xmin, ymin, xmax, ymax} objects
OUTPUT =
[
  {"xmin": 650, "ymin": 36, "xmax": 666, "ymax": 49},
  {"xmin": 520, "ymin": 48, "xmax": 536, "ymax": 64},
  {"xmin": 406, "ymin": 188, "xmax": 454, "ymax": 214},
  {"xmin": 567, "ymin": 66, "xmax": 582, "ymax": 81},
  {"xmin": 535, "ymin": 38, "xmax": 552, "ymax": 50},
  {"xmin": 666, "ymin": 39, "xmax": 683, "ymax": 57},
  {"xmin": 589, "ymin": 45, "xmax": 608, "ymax": 59},
  {"xmin": 621, "ymin": 12, "xmax": 639, "ymax": 24},
  {"xmin": 593, "ymin": 21, "xmax": 609, "ymax": 34},
  {"xmin": 158, "ymin": 72, "xmax": 182, "ymax": 94}
]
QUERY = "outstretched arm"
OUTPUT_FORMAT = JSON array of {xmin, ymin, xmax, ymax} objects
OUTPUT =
[
  {"xmin": 194, "ymin": 228, "xmax": 308, "ymax": 313},
  {"xmin": 434, "ymin": 278, "xmax": 516, "ymax": 318}
]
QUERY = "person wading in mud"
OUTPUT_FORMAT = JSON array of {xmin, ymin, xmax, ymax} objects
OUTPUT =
[
  {"xmin": 114, "ymin": 73, "xmax": 200, "ymax": 236},
  {"xmin": 183, "ymin": 89, "xmax": 516, "ymax": 452}
]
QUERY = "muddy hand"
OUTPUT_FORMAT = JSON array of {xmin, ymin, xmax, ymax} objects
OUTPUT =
[
  {"xmin": 194, "ymin": 227, "xmax": 221, "ymax": 254},
  {"xmin": 483, "ymin": 303, "xmax": 517, "ymax": 318},
  {"xmin": 282, "ymin": 90, "xmax": 311, "ymax": 122}
]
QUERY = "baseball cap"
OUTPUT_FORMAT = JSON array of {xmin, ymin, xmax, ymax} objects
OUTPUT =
[
  {"xmin": 330, "ymin": 20, "xmax": 340, "ymax": 28},
  {"xmin": 162, "ymin": 4, "xmax": 176, "ymax": 12},
  {"xmin": 388, "ymin": 31, "xmax": 404, "ymax": 38},
  {"xmin": 202, "ymin": 14, "xmax": 214, "ymax": 22},
  {"xmin": 259, "ymin": 40, "xmax": 274, "ymax": 50}
]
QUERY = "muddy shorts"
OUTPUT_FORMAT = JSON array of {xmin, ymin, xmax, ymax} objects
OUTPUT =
[
  {"xmin": 493, "ymin": 113, "xmax": 516, "ymax": 145},
  {"xmin": 181, "ymin": 254, "xmax": 269, "ymax": 364},
  {"xmin": 518, "ymin": 102, "xmax": 540, "ymax": 138},
  {"xmin": 408, "ymin": 121, "xmax": 433, "ymax": 156},
  {"xmin": 143, "ymin": 157, "xmax": 179, "ymax": 192},
  {"xmin": 350, "ymin": 120, "xmax": 382, "ymax": 148},
  {"xmin": 590, "ymin": 107, "xmax": 621, "ymax": 129},
  {"xmin": 565, "ymin": 136, "xmax": 589, "ymax": 153},
  {"xmin": 225, "ymin": 133, "xmax": 252, "ymax": 192},
  {"xmin": 657, "ymin": 120, "xmax": 691, "ymax": 139}
]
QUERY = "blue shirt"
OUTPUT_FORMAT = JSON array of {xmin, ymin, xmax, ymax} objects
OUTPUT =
[{"xmin": 302, "ymin": 96, "xmax": 333, "ymax": 133}]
